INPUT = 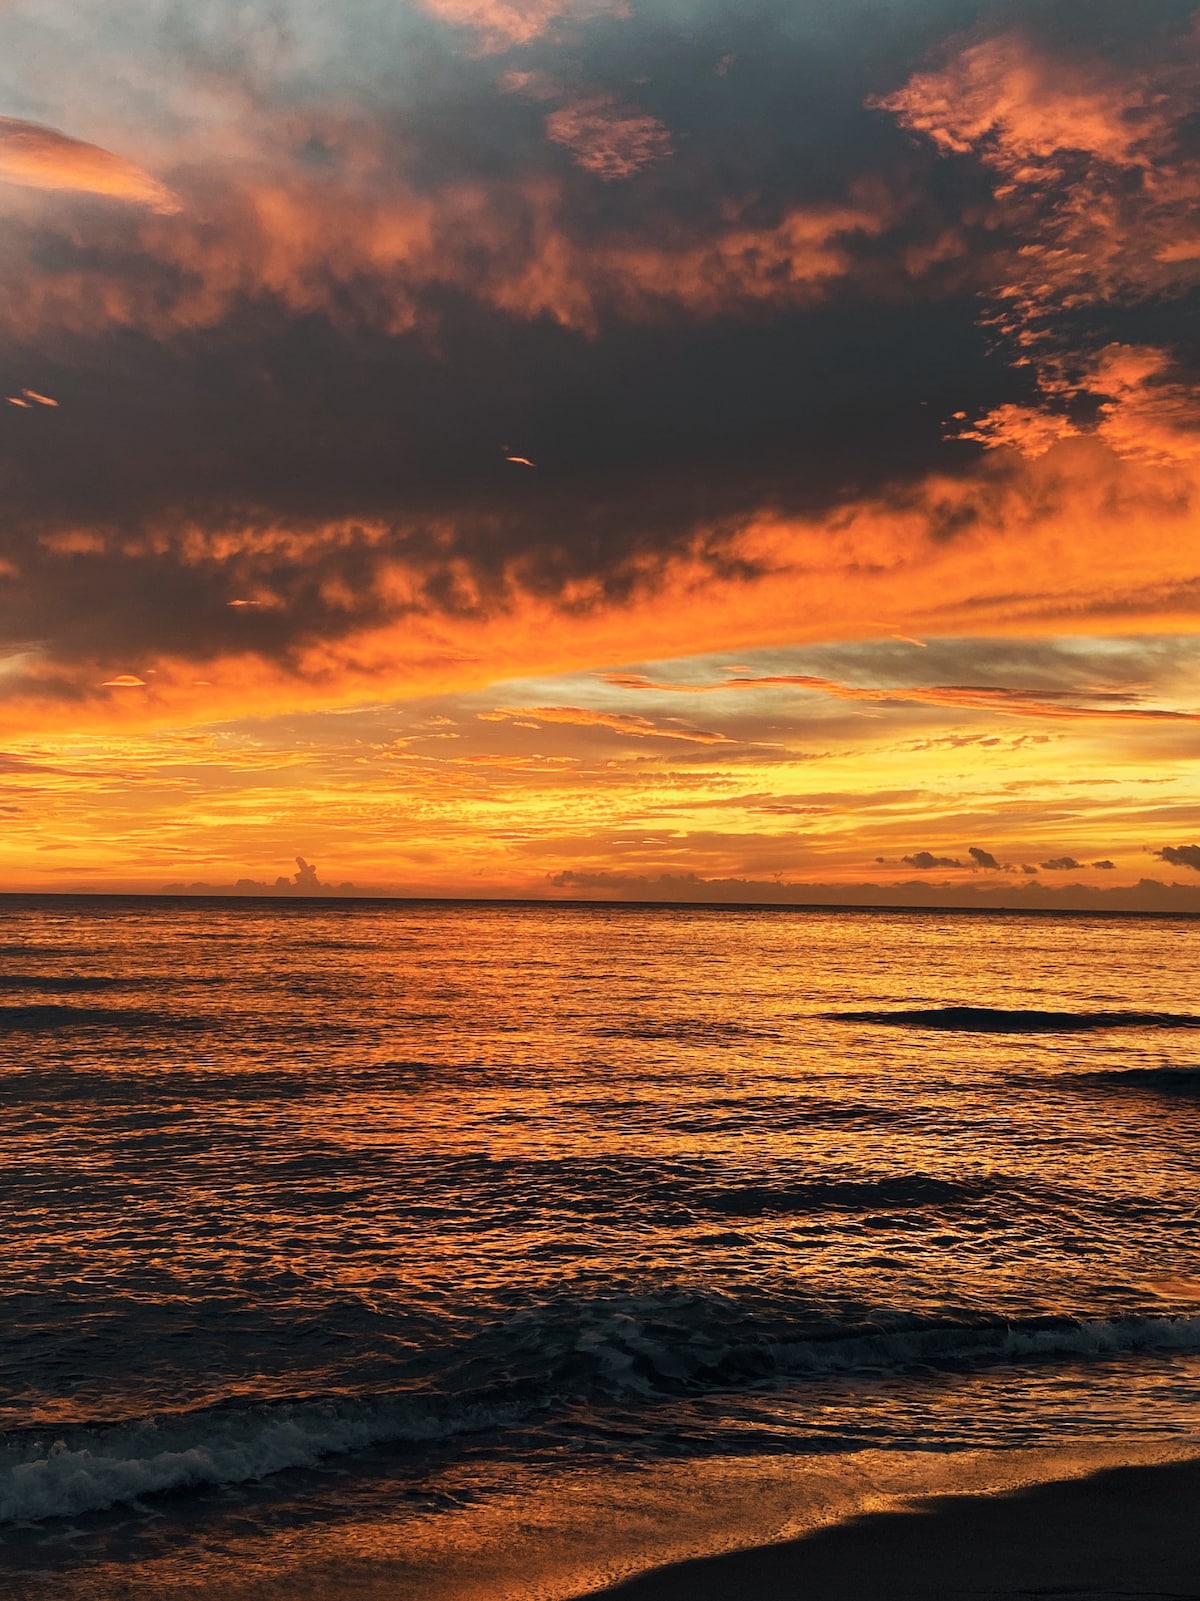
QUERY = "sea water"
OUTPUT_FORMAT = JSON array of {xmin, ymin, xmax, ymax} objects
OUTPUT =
[{"xmin": 1, "ymin": 898, "xmax": 1198, "ymax": 1598}]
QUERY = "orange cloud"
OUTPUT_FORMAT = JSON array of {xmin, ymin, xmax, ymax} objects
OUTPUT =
[
  {"xmin": 545, "ymin": 97, "xmax": 672, "ymax": 180},
  {"xmin": 955, "ymin": 343, "xmax": 1200, "ymax": 466},
  {"xmin": 0, "ymin": 116, "xmax": 179, "ymax": 212},
  {"xmin": 0, "ymin": 145, "xmax": 897, "ymax": 341},
  {"xmin": 1087, "ymin": 345, "xmax": 1200, "ymax": 466},
  {"xmin": 493, "ymin": 705, "xmax": 736, "ymax": 741},
  {"xmin": 416, "ymin": 0, "xmax": 627, "ymax": 51},
  {"xmin": 878, "ymin": 30, "xmax": 1200, "ymax": 461},
  {"xmin": 5, "ymin": 432, "xmax": 1200, "ymax": 738},
  {"xmin": 605, "ymin": 671, "xmax": 1200, "ymax": 723},
  {"xmin": 876, "ymin": 32, "xmax": 1154, "ymax": 166}
]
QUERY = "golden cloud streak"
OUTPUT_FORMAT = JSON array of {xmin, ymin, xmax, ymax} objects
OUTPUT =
[
  {"xmin": 494, "ymin": 705, "xmax": 735, "ymax": 741},
  {"xmin": 604, "ymin": 674, "xmax": 1200, "ymax": 723},
  {"xmin": 0, "ymin": 116, "xmax": 179, "ymax": 212},
  {"xmin": 3, "ymin": 432, "xmax": 1200, "ymax": 739}
]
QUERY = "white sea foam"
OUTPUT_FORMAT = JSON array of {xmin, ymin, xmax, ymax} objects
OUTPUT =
[
  {"xmin": 5, "ymin": 1312, "xmax": 1200, "ymax": 1524},
  {"xmin": 0, "ymin": 1396, "xmax": 515, "ymax": 1524}
]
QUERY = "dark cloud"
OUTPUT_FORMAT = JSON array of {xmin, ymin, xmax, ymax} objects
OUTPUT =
[
  {"xmin": 1040, "ymin": 856, "xmax": 1082, "ymax": 870},
  {"xmin": 1092, "ymin": 859, "xmax": 1116, "ymax": 869},
  {"xmin": 1, "ymin": 0, "xmax": 1199, "ymax": 709},
  {"xmin": 901, "ymin": 850, "xmax": 963, "ymax": 868},
  {"xmin": 1156, "ymin": 844, "xmax": 1200, "ymax": 872},
  {"xmin": 968, "ymin": 846, "xmax": 1001, "ymax": 869}
]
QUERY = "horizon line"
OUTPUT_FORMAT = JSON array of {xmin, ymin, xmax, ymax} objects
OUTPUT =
[{"xmin": 1, "ymin": 889, "xmax": 1198, "ymax": 922}]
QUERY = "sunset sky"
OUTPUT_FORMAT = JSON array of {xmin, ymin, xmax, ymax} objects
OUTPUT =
[{"xmin": 2, "ymin": 0, "xmax": 1199, "ymax": 902}]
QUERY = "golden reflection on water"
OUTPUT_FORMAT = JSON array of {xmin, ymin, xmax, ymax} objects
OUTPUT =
[
  {"xmin": 21, "ymin": 1435, "xmax": 1200, "ymax": 1601},
  {"xmin": 2, "ymin": 901, "xmax": 1200, "ymax": 1598}
]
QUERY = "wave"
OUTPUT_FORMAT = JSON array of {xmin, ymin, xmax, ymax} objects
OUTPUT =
[
  {"xmin": 0, "ymin": 945, "xmax": 98, "ymax": 959},
  {"xmin": 0, "ymin": 1004, "xmax": 197, "ymax": 1033},
  {"xmin": 594, "ymin": 1019, "xmax": 778, "ymax": 1044},
  {"xmin": 825, "ymin": 1005, "xmax": 1200, "ymax": 1033},
  {"xmin": 696, "ymin": 1174, "xmax": 995, "ymax": 1216},
  {"xmin": 0, "ymin": 975, "xmax": 126, "ymax": 993},
  {"xmin": 5, "ymin": 1308, "xmax": 1200, "ymax": 1525},
  {"xmin": 0, "ymin": 1392, "xmax": 517, "ymax": 1525},
  {"xmin": 1067, "ymin": 1067, "xmax": 1200, "ymax": 1097}
]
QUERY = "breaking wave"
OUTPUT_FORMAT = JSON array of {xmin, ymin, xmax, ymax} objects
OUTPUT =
[
  {"xmin": 5, "ymin": 1306, "xmax": 1200, "ymax": 1524},
  {"xmin": 0, "ymin": 1394, "xmax": 518, "ymax": 1525}
]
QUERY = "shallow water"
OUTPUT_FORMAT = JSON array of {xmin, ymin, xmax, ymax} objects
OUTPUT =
[{"xmin": 1, "ymin": 897, "xmax": 1198, "ymax": 1597}]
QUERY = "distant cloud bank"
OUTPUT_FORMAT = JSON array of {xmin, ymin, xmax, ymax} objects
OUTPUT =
[
  {"xmin": 545, "ymin": 871, "xmax": 1200, "ymax": 915},
  {"xmin": 162, "ymin": 858, "xmax": 354, "ymax": 896}
]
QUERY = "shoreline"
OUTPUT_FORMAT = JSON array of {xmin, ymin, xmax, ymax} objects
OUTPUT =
[
  {"xmin": 581, "ymin": 1453, "xmax": 1200, "ymax": 1601},
  {"xmin": 6, "ymin": 1441, "xmax": 1200, "ymax": 1600}
]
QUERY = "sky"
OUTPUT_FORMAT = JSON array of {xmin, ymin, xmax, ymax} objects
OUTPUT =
[{"xmin": 1, "ymin": 0, "xmax": 1199, "ymax": 904}]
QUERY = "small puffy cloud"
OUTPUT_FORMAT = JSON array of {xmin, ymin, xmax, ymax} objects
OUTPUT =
[
  {"xmin": 0, "ymin": 116, "xmax": 178, "ymax": 212},
  {"xmin": 1040, "ymin": 856, "xmax": 1083, "ymax": 870},
  {"xmin": 968, "ymin": 846, "xmax": 1001, "ymax": 870},
  {"xmin": 1092, "ymin": 860, "xmax": 1116, "ymax": 870},
  {"xmin": 902, "ymin": 850, "xmax": 963, "ymax": 869},
  {"xmin": 545, "ymin": 96, "xmax": 673, "ymax": 180},
  {"xmin": 417, "ymin": 0, "xmax": 626, "ymax": 52},
  {"xmin": 1156, "ymin": 844, "xmax": 1200, "ymax": 873}
]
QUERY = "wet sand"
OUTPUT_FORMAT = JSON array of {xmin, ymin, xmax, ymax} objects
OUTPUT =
[{"xmin": 585, "ymin": 1456, "xmax": 1200, "ymax": 1600}]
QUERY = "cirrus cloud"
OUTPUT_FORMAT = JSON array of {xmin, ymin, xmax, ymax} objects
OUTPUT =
[{"xmin": 0, "ymin": 116, "xmax": 179, "ymax": 213}]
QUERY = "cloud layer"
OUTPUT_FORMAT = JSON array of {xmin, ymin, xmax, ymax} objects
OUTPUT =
[
  {"xmin": 0, "ymin": 1, "xmax": 1198, "ymax": 897},
  {"xmin": 0, "ymin": 0, "xmax": 1195, "ymax": 734}
]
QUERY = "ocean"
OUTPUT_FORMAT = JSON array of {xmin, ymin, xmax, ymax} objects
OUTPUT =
[{"xmin": 2, "ymin": 897, "xmax": 1199, "ymax": 1600}]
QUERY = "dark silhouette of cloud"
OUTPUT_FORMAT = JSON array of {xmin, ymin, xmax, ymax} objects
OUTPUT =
[
  {"xmin": 902, "ymin": 851, "xmax": 964, "ymax": 869},
  {"xmin": 1156, "ymin": 844, "xmax": 1200, "ymax": 873},
  {"xmin": 1040, "ymin": 856, "xmax": 1083, "ymax": 870},
  {"xmin": 968, "ymin": 846, "xmax": 1002, "ymax": 870},
  {"xmin": 1092, "ymin": 859, "xmax": 1116, "ymax": 869}
]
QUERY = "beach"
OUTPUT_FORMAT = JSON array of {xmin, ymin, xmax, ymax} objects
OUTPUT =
[{"xmin": 589, "ymin": 1456, "xmax": 1200, "ymax": 1601}]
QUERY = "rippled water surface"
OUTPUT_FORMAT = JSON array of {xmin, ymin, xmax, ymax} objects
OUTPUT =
[{"xmin": 2, "ymin": 897, "xmax": 1199, "ymax": 1598}]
